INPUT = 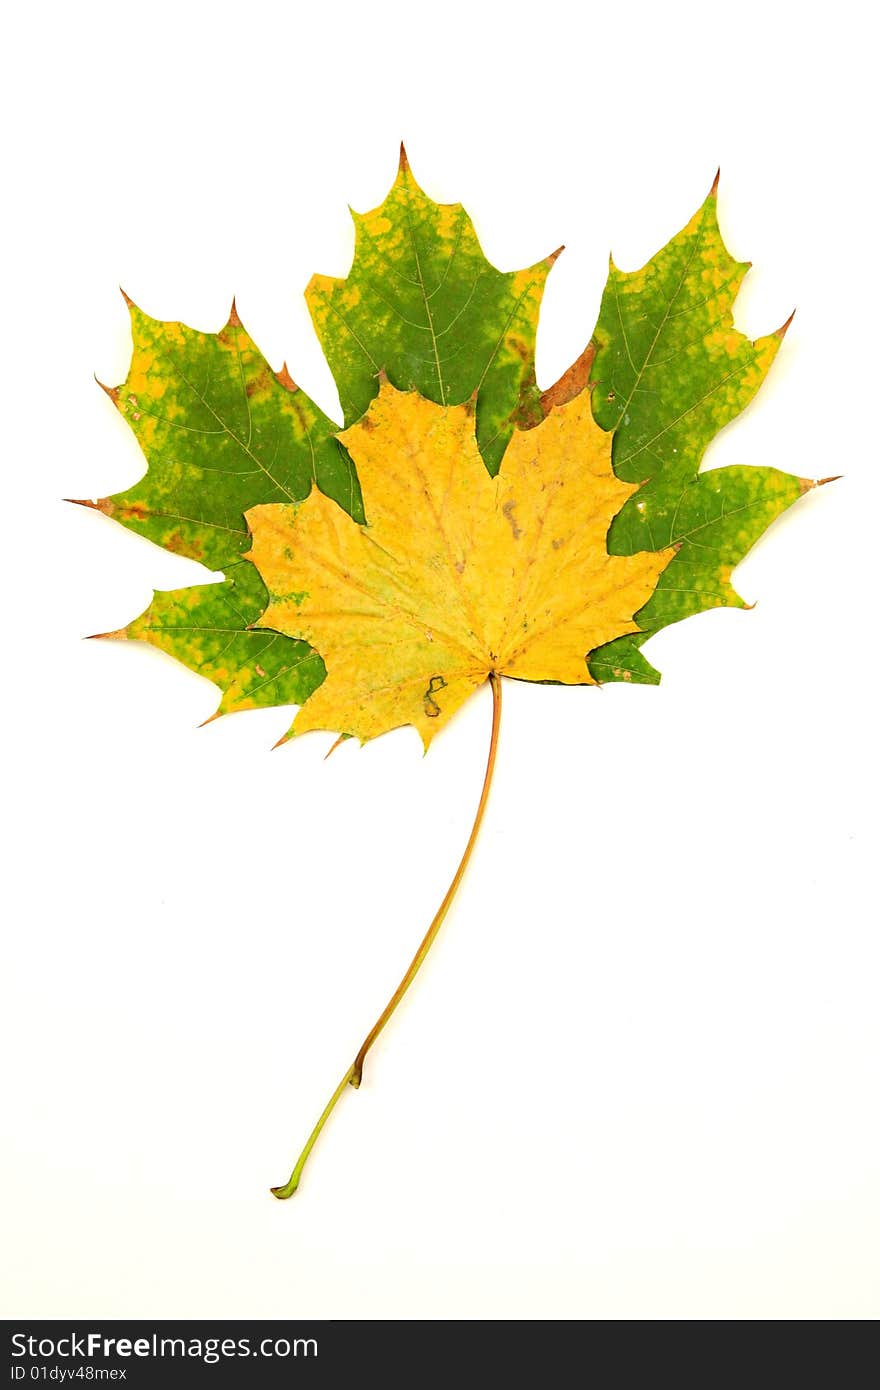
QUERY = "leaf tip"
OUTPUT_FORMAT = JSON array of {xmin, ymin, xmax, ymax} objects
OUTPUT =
[
  {"xmin": 228, "ymin": 296, "xmax": 242, "ymax": 328},
  {"xmin": 198, "ymin": 710, "xmax": 222, "ymax": 729},
  {"xmin": 547, "ymin": 243, "xmax": 565, "ymax": 266},
  {"xmin": 774, "ymin": 309, "xmax": 796, "ymax": 341},
  {"xmin": 85, "ymin": 626, "xmax": 127, "ymax": 641},
  {"xmin": 398, "ymin": 140, "xmax": 410, "ymax": 174},
  {"xmin": 323, "ymin": 733, "xmax": 346, "ymax": 761},
  {"xmin": 119, "ymin": 286, "xmax": 135, "ymax": 309},
  {"xmin": 803, "ymin": 474, "xmax": 842, "ymax": 492},
  {"xmin": 94, "ymin": 373, "xmax": 120, "ymax": 404},
  {"xmin": 65, "ymin": 495, "xmax": 114, "ymax": 517},
  {"xmin": 709, "ymin": 167, "xmax": 721, "ymax": 197},
  {"xmin": 276, "ymin": 361, "xmax": 299, "ymax": 393}
]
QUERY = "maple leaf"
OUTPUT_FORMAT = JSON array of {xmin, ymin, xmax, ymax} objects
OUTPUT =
[
  {"xmin": 247, "ymin": 380, "xmax": 671, "ymax": 748},
  {"xmin": 77, "ymin": 154, "xmax": 830, "ymax": 1200}
]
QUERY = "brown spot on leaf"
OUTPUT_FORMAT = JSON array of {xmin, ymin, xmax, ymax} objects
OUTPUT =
[
  {"xmin": 245, "ymin": 368, "xmax": 270, "ymax": 398},
  {"xmin": 502, "ymin": 499, "xmax": 523, "ymax": 539},
  {"xmin": 289, "ymin": 397, "xmax": 310, "ymax": 434},
  {"xmin": 120, "ymin": 502, "xmax": 150, "ymax": 521},
  {"xmin": 255, "ymin": 663, "xmax": 267, "ymax": 678},
  {"xmin": 165, "ymin": 530, "xmax": 202, "ymax": 560},
  {"xmin": 423, "ymin": 674, "xmax": 447, "ymax": 717}
]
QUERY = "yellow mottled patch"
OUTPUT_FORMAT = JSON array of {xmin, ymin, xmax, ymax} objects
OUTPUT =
[
  {"xmin": 157, "ymin": 321, "xmax": 187, "ymax": 350},
  {"xmin": 361, "ymin": 211, "xmax": 393, "ymax": 239},
  {"xmin": 306, "ymin": 274, "xmax": 336, "ymax": 318},
  {"xmin": 618, "ymin": 264, "xmax": 648, "ymax": 295},
  {"xmin": 740, "ymin": 334, "xmax": 781, "ymax": 391},
  {"xmin": 247, "ymin": 383, "xmax": 673, "ymax": 748},
  {"xmin": 432, "ymin": 201, "xmax": 465, "ymax": 242},
  {"xmin": 125, "ymin": 360, "xmax": 153, "ymax": 399},
  {"xmin": 711, "ymin": 329, "xmax": 746, "ymax": 357},
  {"xmin": 700, "ymin": 264, "xmax": 730, "ymax": 289},
  {"xmin": 510, "ymin": 264, "xmax": 547, "ymax": 301}
]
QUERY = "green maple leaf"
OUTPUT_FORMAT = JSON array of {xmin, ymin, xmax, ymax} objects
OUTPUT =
[{"xmin": 585, "ymin": 176, "xmax": 814, "ymax": 684}]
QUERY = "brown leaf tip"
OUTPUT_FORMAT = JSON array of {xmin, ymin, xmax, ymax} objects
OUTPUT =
[
  {"xmin": 539, "ymin": 341, "xmax": 597, "ymax": 414},
  {"xmin": 398, "ymin": 141, "xmax": 410, "ymax": 174},
  {"xmin": 275, "ymin": 362, "xmax": 299, "ymax": 393},
  {"xmin": 803, "ymin": 474, "xmax": 843, "ymax": 492},
  {"xmin": 709, "ymin": 167, "xmax": 721, "ymax": 197},
  {"xmin": 94, "ymin": 375, "xmax": 120, "ymax": 404},
  {"xmin": 324, "ymin": 733, "xmax": 346, "ymax": 761},
  {"xmin": 65, "ymin": 496, "xmax": 115, "ymax": 517},
  {"xmin": 774, "ymin": 309, "xmax": 796, "ymax": 341},
  {"xmin": 547, "ymin": 244, "xmax": 565, "ymax": 265},
  {"xmin": 228, "ymin": 297, "xmax": 242, "ymax": 327},
  {"xmin": 119, "ymin": 286, "xmax": 135, "ymax": 309}
]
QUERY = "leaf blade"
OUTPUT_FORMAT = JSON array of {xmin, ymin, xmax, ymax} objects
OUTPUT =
[{"xmin": 100, "ymin": 559, "xmax": 325, "ymax": 718}]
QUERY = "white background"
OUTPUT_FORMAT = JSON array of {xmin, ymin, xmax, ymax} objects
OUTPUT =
[{"xmin": 3, "ymin": 0, "xmax": 877, "ymax": 1321}]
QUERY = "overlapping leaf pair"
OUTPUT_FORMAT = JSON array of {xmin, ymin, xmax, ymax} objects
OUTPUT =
[{"xmin": 81, "ymin": 149, "xmax": 814, "ymax": 746}]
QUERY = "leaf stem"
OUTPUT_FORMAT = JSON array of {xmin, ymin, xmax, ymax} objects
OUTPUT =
[{"xmin": 271, "ymin": 671, "xmax": 503, "ymax": 1199}]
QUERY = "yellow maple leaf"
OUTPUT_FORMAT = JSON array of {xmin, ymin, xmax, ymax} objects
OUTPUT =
[{"xmin": 245, "ymin": 379, "xmax": 674, "ymax": 748}]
